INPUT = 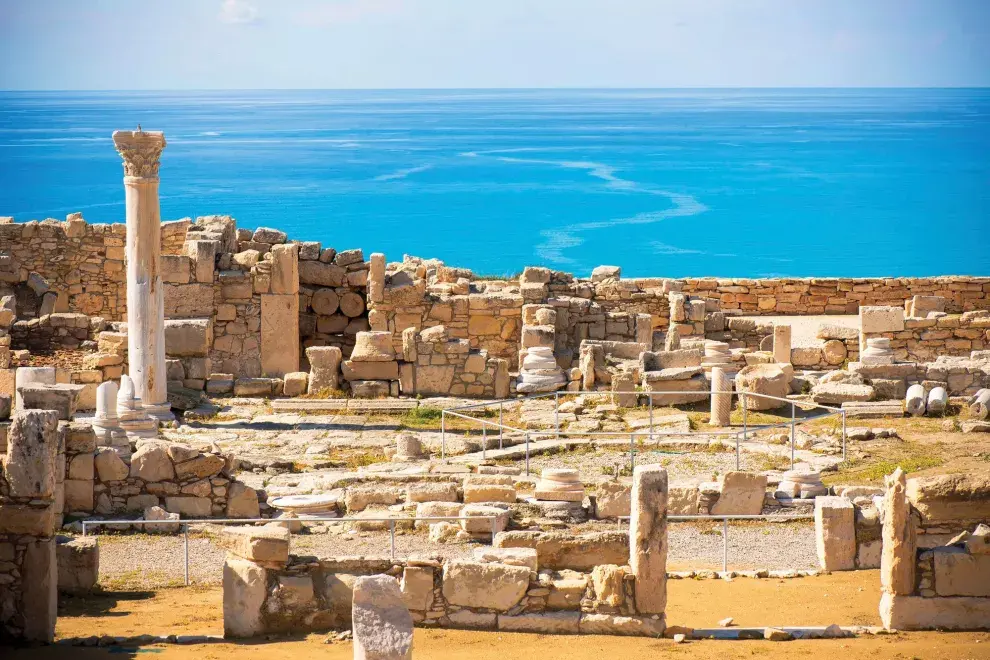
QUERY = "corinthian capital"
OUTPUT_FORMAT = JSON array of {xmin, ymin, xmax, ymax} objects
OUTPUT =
[{"xmin": 112, "ymin": 128, "xmax": 166, "ymax": 179}]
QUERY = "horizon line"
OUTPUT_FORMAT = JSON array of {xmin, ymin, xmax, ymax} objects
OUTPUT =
[{"xmin": 2, "ymin": 85, "xmax": 990, "ymax": 93}]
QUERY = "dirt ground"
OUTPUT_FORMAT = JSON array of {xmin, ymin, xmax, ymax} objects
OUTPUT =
[{"xmin": 7, "ymin": 570, "xmax": 987, "ymax": 659}]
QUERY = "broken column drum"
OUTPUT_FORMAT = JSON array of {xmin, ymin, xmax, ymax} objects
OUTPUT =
[{"xmin": 112, "ymin": 128, "xmax": 173, "ymax": 423}]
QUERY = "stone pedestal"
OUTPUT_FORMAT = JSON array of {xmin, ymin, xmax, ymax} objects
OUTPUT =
[
  {"xmin": 861, "ymin": 338, "xmax": 895, "ymax": 366},
  {"xmin": 535, "ymin": 468, "xmax": 584, "ymax": 502},
  {"xmin": 772, "ymin": 324, "xmax": 792, "ymax": 364},
  {"xmin": 116, "ymin": 374, "xmax": 157, "ymax": 442},
  {"xmin": 629, "ymin": 465, "xmax": 668, "ymax": 615},
  {"xmin": 113, "ymin": 128, "xmax": 173, "ymax": 423}
]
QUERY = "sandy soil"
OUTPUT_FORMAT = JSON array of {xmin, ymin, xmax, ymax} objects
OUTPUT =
[{"xmin": 14, "ymin": 571, "xmax": 986, "ymax": 659}]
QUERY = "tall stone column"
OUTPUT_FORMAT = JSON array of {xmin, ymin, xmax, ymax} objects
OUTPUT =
[
  {"xmin": 112, "ymin": 129, "xmax": 172, "ymax": 422},
  {"xmin": 629, "ymin": 464, "xmax": 668, "ymax": 615}
]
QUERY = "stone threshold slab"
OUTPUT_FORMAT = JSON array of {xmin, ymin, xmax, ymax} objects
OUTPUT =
[{"xmin": 270, "ymin": 399, "xmax": 419, "ymax": 412}]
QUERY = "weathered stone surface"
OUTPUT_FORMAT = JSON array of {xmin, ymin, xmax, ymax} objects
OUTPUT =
[
  {"xmin": 933, "ymin": 550, "xmax": 990, "ymax": 597},
  {"xmin": 174, "ymin": 452, "xmax": 225, "ymax": 480},
  {"xmin": 351, "ymin": 331, "xmax": 396, "ymax": 362},
  {"xmin": 16, "ymin": 384, "xmax": 83, "ymax": 420},
  {"xmin": 667, "ymin": 486, "xmax": 699, "ymax": 515},
  {"xmin": 94, "ymin": 447, "xmax": 129, "ymax": 481},
  {"xmin": 352, "ymin": 575, "xmax": 414, "ymax": 660},
  {"xmin": 226, "ymin": 482, "xmax": 261, "ymax": 518},
  {"xmin": 880, "ymin": 592, "xmax": 990, "ymax": 631},
  {"xmin": 595, "ymin": 482, "xmax": 631, "ymax": 518},
  {"xmin": 406, "ymin": 482, "xmax": 458, "ymax": 503},
  {"xmin": 3, "ymin": 409, "xmax": 59, "ymax": 498},
  {"xmin": 447, "ymin": 610, "xmax": 497, "ymax": 630},
  {"xmin": 129, "ymin": 443, "xmax": 176, "ymax": 482},
  {"xmin": 164, "ymin": 318, "xmax": 213, "ymax": 357},
  {"xmin": 400, "ymin": 565, "xmax": 434, "ymax": 611},
  {"xmin": 219, "ymin": 525, "xmax": 290, "ymax": 564},
  {"xmin": 0, "ymin": 503, "xmax": 55, "ymax": 535},
  {"xmin": 630, "ymin": 465, "xmax": 667, "ymax": 615},
  {"xmin": 261, "ymin": 294, "xmax": 300, "ymax": 377},
  {"xmin": 495, "ymin": 530, "xmax": 628, "ymax": 570},
  {"xmin": 223, "ymin": 556, "xmax": 267, "ymax": 638},
  {"xmin": 442, "ymin": 560, "xmax": 530, "ymax": 611},
  {"xmin": 463, "ymin": 484, "xmax": 516, "ymax": 504},
  {"xmin": 861, "ymin": 306, "xmax": 905, "ymax": 334},
  {"xmin": 905, "ymin": 473, "xmax": 990, "ymax": 523},
  {"xmin": 21, "ymin": 537, "xmax": 57, "ymax": 642},
  {"xmin": 734, "ymin": 364, "xmax": 788, "ymax": 410},
  {"xmin": 811, "ymin": 382, "xmax": 875, "ymax": 404},
  {"xmin": 711, "ymin": 472, "xmax": 767, "ymax": 515},
  {"xmin": 815, "ymin": 496, "xmax": 856, "ymax": 571},
  {"xmin": 63, "ymin": 478, "xmax": 94, "ymax": 512},
  {"xmin": 306, "ymin": 345, "xmax": 342, "ymax": 393},
  {"xmin": 579, "ymin": 614, "xmax": 665, "ymax": 637},
  {"xmin": 881, "ymin": 468, "xmax": 916, "ymax": 596},
  {"xmin": 164, "ymin": 496, "xmax": 212, "ymax": 517},
  {"xmin": 56, "ymin": 535, "xmax": 99, "ymax": 593},
  {"xmin": 591, "ymin": 563, "xmax": 626, "ymax": 607},
  {"xmin": 499, "ymin": 611, "xmax": 580, "ymax": 634}
]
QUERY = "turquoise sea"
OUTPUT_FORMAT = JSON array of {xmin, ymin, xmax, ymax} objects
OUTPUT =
[{"xmin": 0, "ymin": 88, "xmax": 988, "ymax": 278}]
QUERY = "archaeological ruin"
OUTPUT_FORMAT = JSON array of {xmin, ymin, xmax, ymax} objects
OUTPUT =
[{"xmin": 1, "ymin": 129, "xmax": 989, "ymax": 649}]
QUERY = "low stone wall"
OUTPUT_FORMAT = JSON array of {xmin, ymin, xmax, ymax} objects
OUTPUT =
[
  {"xmin": 862, "ymin": 309, "xmax": 990, "ymax": 363},
  {"xmin": 878, "ymin": 470, "xmax": 990, "ymax": 630}
]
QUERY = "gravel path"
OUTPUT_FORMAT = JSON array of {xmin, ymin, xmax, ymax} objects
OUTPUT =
[{"xmin": 89, "ymin": 519, "xmax": 816, "ymax": 589}]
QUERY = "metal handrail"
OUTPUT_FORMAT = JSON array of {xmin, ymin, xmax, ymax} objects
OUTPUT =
[
  {"xmin": 441, "ymin": 388, "xmax": 847, "ymax": 474},
  {"xmin": 81, "ymin": 515, "xmax": 501, "ymax": 585}
]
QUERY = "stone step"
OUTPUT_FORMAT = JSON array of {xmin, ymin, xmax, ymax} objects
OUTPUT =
[
  {"xmin": 840, "ymin": 400, "xmax": 904, "ymax": 418},
  {"xmin": 270, "ymin": 398, "xmax": 419, "ymax": 413}
]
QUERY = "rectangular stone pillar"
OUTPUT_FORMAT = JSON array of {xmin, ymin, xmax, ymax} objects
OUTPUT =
[
  {"xmin": 261, "ymin": 294, "xmax": 299, "ymax": 377},
  {"xmin": 815, "ymin": 496, "xmax": 855, "ymax": 571},
  {"xmin": 772, "ymin": 323, "xmax": 792, "ymax": 364},
  {"xmin": 881, "ymin": 467, "xmax": 916, "ymax": 596},
  {"xmin": 629, "ymin": 464, "xmax": 668, "ymax": 615}
]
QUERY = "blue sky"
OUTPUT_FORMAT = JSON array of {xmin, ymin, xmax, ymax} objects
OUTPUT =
[{"xmin": 1, "ymin": 0, "xmax": 988, "ymax": 89}]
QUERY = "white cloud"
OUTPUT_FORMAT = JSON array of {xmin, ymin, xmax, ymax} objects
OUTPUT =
[{"xmin": 219, "ymin": 0, "xmax": 260, "ymax": 25}]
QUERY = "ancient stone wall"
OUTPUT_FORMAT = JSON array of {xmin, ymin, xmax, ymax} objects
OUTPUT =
[
  {"xmin": 862, "ymin": 311, "xmax": 990, "ymax": 363},
  {"xmin": 0, "ymin": 410, "xmax": 61, "ymax": 643}
]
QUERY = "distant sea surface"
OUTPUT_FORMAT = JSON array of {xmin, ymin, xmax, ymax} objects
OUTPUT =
[{"xmin": 1, "ymin": 88, "xmax": 988, "ymax": 278}]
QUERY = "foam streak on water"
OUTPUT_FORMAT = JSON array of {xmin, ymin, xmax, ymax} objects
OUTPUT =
[{"xmin": 0, "ymin": 88, "xmax": 988, "ymax": 278}]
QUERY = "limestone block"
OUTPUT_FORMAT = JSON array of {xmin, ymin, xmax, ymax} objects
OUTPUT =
[
  {"xmin": 164, "ymin": 496, "xmax": 212, "ymax": 518},
  {"xmin": 630, "ymin": 465, "xmax": 668, "ymax": 614},
  {"xmin": 772, "ymin": 324, "xmax": 792, "ymax": 364},
  {"xmin": 595, "ymin": 482, "xmax": 631, "ymax": 518},
  {"xmin": 342, "ymin": 360, "xmax": 399, "ymax": 381},
  {"xmin": 494, "ymin": 530, "xmax": 628, "ymax": 571},
  {"xmin": 160, "ymin": 254, "xmax": 191, "ymax": 284},
  {"xmin": 711, "ymin": 472, "xmax": 767, "ymax": 515},
  {"xmin": 219, "ymin": 525, "xmax": 290, "ymax": 564},
  {"xmin": 879, "ymin": 592, "xmax": 990, "ymax": 631},
  {"xmin": 463, "ymin": 484, "xmax": 516, "ymax": 504},
  {"xmin": 734, "ymin": 364, "xmax": 788, "ymax": 410},
  {"xmin": 441, "ymin": 560, "xmax": 530, "ymax": 611},
  {"xmin": 144, "ymin": 505, "xmax": 181, "ymax": 533},
  {"xmin": 260, "ymin": 294, "xmax": 299, "ymax": 377},
  {"xmin": 351, "ymin": 331, "xmax": 396, "ymax": 362},
  {"xmin": 415, "ymin": 365, "xmax": 455, "ymax": 395},
  {"xmin": 579, "ymin": 614, "xmax": 665, "ymax": 637},
  {"xmin": 345, "ymin": 486, "xmax": 404, "ymax": 512},
  {"xmin": 591, "ymin": 265, "xmax": 620, "ymax": 282},
  {"xmin": 351, "ymin": 380, "xmax": 391, "ymax": 398},
  {"xmin": 822, "ymin": 340, "xmax": 848, "ymax": 365},
  {"xmin": 269, "ymin": 243, "xmax": 299, "ymax": 295},
  {"xmin": 64, "ymin": 478, "xmax": 94, "ymax": 512},
  {"xmin": 473, "ymin": 546, "xmax": 539, "ymax": 571},
  {"xmin": 791, "ymin": 346, "xmax": 821, "ymax": 367},
  {"xmin": 174, "ymin": 452, "xmax": 225, "ymax": 480},
  {"xmin": 56, "ymin": 536, "xmax": 99, "ymax": 593},
  {"xmin": 460, "ymin": 504, "xmax": 510, "ymax": 535},
  {"xmin": 306, "ymin": 345, "xmax": 342, "ymax": 393},
  {"xmin": 22, "ymin": 537, "xmax": 57, "ymax": 642},
  {"xmin": 94, "ymin": 448, "xmax": 129, "ymax": 482},
  {"xmin": 406, "ymin": 482, "xmax": 459, "ymax": 503},
  {"xmin": 448, "ymin": 610, "xmax": 497, "ymax": 630},
  {"xmin": 0, "ymin": 503, "xmax": 55, "ymax": 535},
  {"xmin": 499, "ymin": 611, "xmax": 580, "ymax": 634},
  {"xmin": 223, "ymin": 556, "xmax": 268, "ymax": 638},
  {"xmin": 860, "ymin": 306, "xmax": 905, "ymax": 334},
  {"xmin": 185, "ymin": 240, "xmax": 218, "ymax": 284},
  {"xmin": 815, "ymin": 496, "xmax": 856, "ymax": 571},
  {"xmin": 298, "ymin": 260, "xmax": 346, "ymax": 287},
  {"xmin": 668, "ymin": 486, "xmax": 699, "ymax": 515},
  {"xmin": 905, "ymin": 472, "xmax": 990, "ymax": 523},
  {"xmin": 811, "ymin": 382, "xmax": 875, "ymax": 404},
  {"xmin": 591, "ymin": 563, "xmax": 626, "ymax": 606},
  {"xmin": 164, "ymin": 318, "xmax": 213, "ymax": 357},
  {"xmin": 400, "ymin": 565, "xmax": 434, "ymax": 611},
  {"xmin": 352, "ymin": 575, "xmax": 414, "ymax": 660},
  {"xmin": 368, "ymin": 253, "xmax": 386, "ymax": 304},
  {"xmin": 129, "ymin": 443, "xmax": 175, "ymax": 482},
  {"xmin": 233, "ymin": 378, "xmax": 275, "ymax": 397},
  {"xmin": 3, "ymin": 409, "xmax": 59, "ymax": 498},
  {"xmin": 226, "ymin": 482, "xmax": 261, "ymax": 518},
  {"xmin": 932, "ymin": 551, "xmax": 990, "ymax": 597},
  {"xmin": 414, "ymin": 501, "xmax": 462, "ymax": 529},
  {"xmin": 17, "ymin": 384, "xmax": 84, "ymax": 420}
]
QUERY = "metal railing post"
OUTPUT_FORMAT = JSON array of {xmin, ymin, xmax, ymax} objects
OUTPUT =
[
  {"xmin": 735, "ymin": 431, "xmax": 740, "ymax": 471},
  {"xmin": 742, "ymin": 392, "xmax": 748, "ymax": 444},
  {"xmin": 790, "ymin": 403, "xmax": 796, "ymax": 470},
  {"xmin": 525, "ymin": 433, "xmax": 530, "ymax": 476},
  {"xmin": 629, "ymin": 433, "xmax": 635, "ymax": 474},
  {"xmin": 841, "ymin": 410, "xmax": 847, "ymax": 461},
  {"xmin": 499, "ymin": 402, "xmax": 504, "ymax": 449},
  {"xmin": 389, "ymin": 519, "xmax": 396, "ymax": 560},
  {"xmin": 183, "ymin": 523, "xmax": 190, "ymax": 586},
  {"xmin": 555, "ymin": 391, "xmax": 560, "ymax": 439},
  {"xmin": 482, "ymin": 425, "xmax": 487, "ymax": 461},
  {"xmin": 648, "ymin": 395, "xmax": 654, "ymax": 443},
  {"xmin": 722, "ymin": 517, "xmax": 728, "ymax": 573},
  {"xmin": 82, "ymin": 522, "xmax": 87, "ymax": 537},
  {"xmin": 490, "ymin": 516, "xmax": 497, "ymax": 544},
  {"xmin": 441, "ymin": 411, "xmax": 446, "ymax": 460}
]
